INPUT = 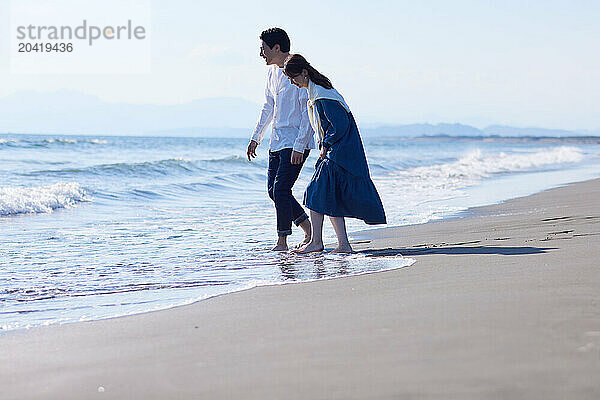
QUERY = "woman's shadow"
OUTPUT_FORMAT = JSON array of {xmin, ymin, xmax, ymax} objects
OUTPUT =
[{"xmin": 359, "ymin": 246, "xmax": 557, "ymax": 257}]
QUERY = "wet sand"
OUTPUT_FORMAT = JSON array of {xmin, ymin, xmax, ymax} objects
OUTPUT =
[{"xmin": 1, "ymin": 178, "xmax": 599, "ymax": 399}]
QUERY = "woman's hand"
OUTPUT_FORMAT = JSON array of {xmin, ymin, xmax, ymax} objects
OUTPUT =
[{"xmin": 319, "ymin": 146, "xmax": 327, "ymax": 160}]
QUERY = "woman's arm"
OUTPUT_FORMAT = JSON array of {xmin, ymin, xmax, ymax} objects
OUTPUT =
[
  {"xmin": 293, "ymin": 88, "xmax": 313, "ymax": 153},
  {"xmin": 316, "ymin": 99, "xmax": 350, "ymax": 149}
]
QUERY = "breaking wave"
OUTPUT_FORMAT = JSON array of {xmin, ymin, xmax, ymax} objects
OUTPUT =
[
  {"xmin": 391, "ymin": 146, "xmax": 584, "ymax": 188},
  {"xmin": 0, "ymin": 182, "xmax": 90, "ymax": 216}
]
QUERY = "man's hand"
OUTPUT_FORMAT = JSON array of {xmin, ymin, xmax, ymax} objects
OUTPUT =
[
  {"xmin": 247, "ymin": 140, "xmax": 258, "ymax": 161},
  {"xmin": 291, "ymin": 150, "xmax": 304, "ymax": 165}
]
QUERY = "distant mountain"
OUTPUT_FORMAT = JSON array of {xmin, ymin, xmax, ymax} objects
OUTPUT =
[
  {"xmin": 482, "ymin": 125, "xmax": 577, "ymax": 137},
  {"xmin": 575, "ymin": 128, "xmax": 600, "ymax": 136},
  {"xmin": 362, "ymin": 123, "xmax": 482, "ymax": 137},
  {"xmin": 0, "ymin": 90, "xmax": 261, "ymax": 135},
  {"xmin": 145, "ymin": 127, "xmax": 250, "ymax": 138},
  {"xmin": 1, "ymin": 90, "xmax": 597, "ymax": 138},
  {"xmin": 361, "ymin": 123, "xmax": 595, "ymax": 138}
]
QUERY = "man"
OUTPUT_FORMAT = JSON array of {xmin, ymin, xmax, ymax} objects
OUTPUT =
[{"xmin": 246, "ymin": 27, "xmax": 315, "ymax": 251}]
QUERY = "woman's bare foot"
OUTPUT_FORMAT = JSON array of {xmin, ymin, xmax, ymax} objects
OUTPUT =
[
  {"xmin": 292, "ymin": 235, "xmax": 311, "ymax": 250},
  {"xmin": 294, "ymin": 241, "xmax": 324, "ymax": 254},
  {"xmin": 329, "ymin": 244, "xmax": 353, "ymax": 254}
]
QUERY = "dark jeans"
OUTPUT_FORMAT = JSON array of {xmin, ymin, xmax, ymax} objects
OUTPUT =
[{"xmin": 267, "ymin": 148, "xmax": 310, "ymax": 237}]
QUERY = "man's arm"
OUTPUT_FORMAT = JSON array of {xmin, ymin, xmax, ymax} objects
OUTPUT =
[
  {"xmin": 250, "ymin": 80, "xmax": 274, "ymax": 145},
  {"xmin": 290, "ymin": 88, "xmax": 313, "ymax": 164},
  {"xmin": 247, "ymin": 75, "xmax": 274, "ymax": 161}
]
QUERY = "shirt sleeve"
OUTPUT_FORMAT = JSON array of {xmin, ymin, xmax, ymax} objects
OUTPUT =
[
  {"xmin": 250, "ymin": 74, "xmax": 274, "ymax": 144},
  {"xmin": 292, "ymin": 88, "xmax": 314, "ymax": 153},
  {"xmin": 315, "ymin": 99, "xmax": 350, "ymax": 149}
]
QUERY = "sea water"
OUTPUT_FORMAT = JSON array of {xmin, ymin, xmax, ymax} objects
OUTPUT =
[{"xmin": 1, "ymin": 134, "xmax": 600, "ymax": 330}]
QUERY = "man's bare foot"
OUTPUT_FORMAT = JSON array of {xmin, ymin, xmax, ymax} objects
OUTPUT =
[
  {"xmin": 271, "ymin": 243, "xmax": 289, "ymax": 251},
  {"xmin": 271, "ymin": 237, "xmax": 288, "ymax": 251},
  {"xmin": 295, "ymin": 241, "xmax": 324, "ymax": 254},
  {"xmin": 329, "ymin": 244, "xmax": 353, "ymax": 254}
]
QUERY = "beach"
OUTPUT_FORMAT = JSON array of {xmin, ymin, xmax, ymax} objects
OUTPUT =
[{"xmin": 1, "ymin": 177, "xmax": 599, "ymax": 399}]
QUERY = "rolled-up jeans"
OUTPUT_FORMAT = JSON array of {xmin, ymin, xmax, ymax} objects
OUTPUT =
[{"xmin": 267, "ymin": 148, "xmax": 310, "ymax": 237}]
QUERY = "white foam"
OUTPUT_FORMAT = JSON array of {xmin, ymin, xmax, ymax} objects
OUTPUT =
[
  {"xmin": 395, "ymin": 146, "xmax": 583, "ymax": 186},
  {"xmin": 369, "ymin": 146, "xmax": 586, "ymax": 227},
  {"xmin": 0, "ymin": 182, "xmax": 90, "ymax": 216},
  {"xmin": 56, "ymin": 138, "xmax": 77, "ymax": 144},
  {"xmin": 88, "ymin": 138, "xmax": 108, "ymax": 144},
  {"xmin": 1, "ymin": 137, "xmax": 108, "ymax": 146},
  {"xmin": 43, "ymin": 138, "xmax": 77, "ymax": 144},
  {"xmin": 0, "ymin": 254, "xmax": 416, "ymax": 331}
]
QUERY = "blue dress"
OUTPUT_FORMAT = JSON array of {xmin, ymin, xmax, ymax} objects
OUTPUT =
[{"xmin": 304, "ymin": 99, "xmax": 386, "ymax": 225}]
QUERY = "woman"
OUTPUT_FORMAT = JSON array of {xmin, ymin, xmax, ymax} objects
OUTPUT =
[{"xmin": 283, "ymin": 54, "xmax": 386, "ymax": 253}]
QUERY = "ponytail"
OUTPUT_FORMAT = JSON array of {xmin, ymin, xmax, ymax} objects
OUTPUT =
[{"xmin": 283, "ymin": 54, "xmax": 333, "ymax": 89}]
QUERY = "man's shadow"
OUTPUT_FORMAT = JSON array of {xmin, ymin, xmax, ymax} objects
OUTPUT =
[{"xmin": 359, "ymin": 246, "xmax": 557, "ymax": 257}]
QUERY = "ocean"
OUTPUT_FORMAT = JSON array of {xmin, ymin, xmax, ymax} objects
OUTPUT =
[{"xmin": 1, "ymin": 133, "xmax": 600, "ymax": 331}]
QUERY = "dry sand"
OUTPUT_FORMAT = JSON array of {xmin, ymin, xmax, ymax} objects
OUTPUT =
[{"xmin": 1, "ymin": 178, "xmax": 599, "ymax": 399}]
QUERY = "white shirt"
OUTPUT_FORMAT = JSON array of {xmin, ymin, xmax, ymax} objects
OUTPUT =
[{"xmin": 251, "ymin": 65, "xmax": 315, "ymax": 152}]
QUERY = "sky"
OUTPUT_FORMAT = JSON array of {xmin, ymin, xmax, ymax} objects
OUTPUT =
[{"xmin": 0, "ymin": 0, "xmax": 599, "ymax": 130}]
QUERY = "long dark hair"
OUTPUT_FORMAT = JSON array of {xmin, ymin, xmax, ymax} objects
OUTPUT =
[{"xmin": 283, "ymin": 54, "xmax": 333, "ymax": 89}]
